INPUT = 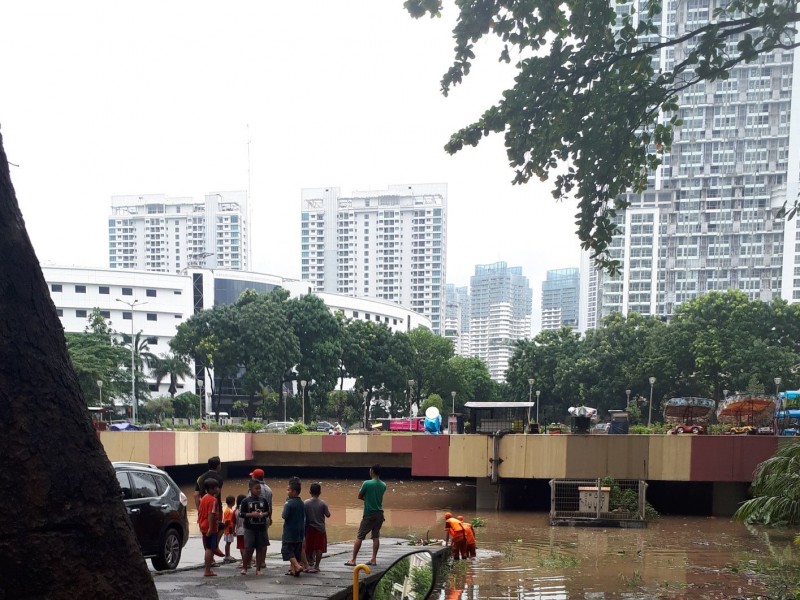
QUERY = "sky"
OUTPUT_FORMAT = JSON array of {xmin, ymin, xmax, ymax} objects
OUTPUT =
[{"xmin": 1, "ymin": 1, "xmax": 581, "ymax": 330}]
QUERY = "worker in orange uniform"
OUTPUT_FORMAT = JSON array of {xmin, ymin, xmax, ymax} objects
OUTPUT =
[
  {"xmin": 444, "ymin": 512, "xmax": 466, "ymax": 559},
  {"xmin": 458, "ymin": 515, "xmax": 477, "ymax": 558}
]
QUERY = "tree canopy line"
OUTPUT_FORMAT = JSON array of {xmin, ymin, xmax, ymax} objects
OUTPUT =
[
  {"xmin": 505, "ymin": 290, "xmax": 800, "ymax": 424},
  {"xmin": 66, "ymin": 289, "xmax": 500, "ymax": 426},
  {"xmin": 68, "ymin": 288, "xmax": 800, "ymax": 427},
  {"xmin": 405, "ymin": 0, "xmax": 800, "ymax": 272}
]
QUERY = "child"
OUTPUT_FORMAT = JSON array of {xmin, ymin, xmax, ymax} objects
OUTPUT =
[
  {"xmin": 222, "ymin": 495, "xmax": 236, "ymax": 562},
  {"xmin": 234, "ymin": 494, "xmax": 246, "ymax": 563},
  {"xmin": 239, "ymin": 479, "xmax": 270, "ymax": 575},
  {"xmin": 304, "ymin": 482, "xmax": 331, "ymax": 573},
  {"xmin": 198, "ymin": 479, "xmax": 221, "ymax": 577},
  {"xmin": 458, "ymin": 515, "xmax": 477, "ymax": 558},
  {"xmin": 281, "ymin": 476, "xmax": 306, "ymax": 576}
]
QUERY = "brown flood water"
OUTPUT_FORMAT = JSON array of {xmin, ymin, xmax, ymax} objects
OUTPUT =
[{"xmin": 181, "ymin": 476, "xmax": 799, "ymax": 598}]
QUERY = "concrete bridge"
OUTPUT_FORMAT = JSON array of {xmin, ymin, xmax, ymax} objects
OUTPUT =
[{"xmin": 99, "ymin": 431, "xmax": 794, "ymax": 515}]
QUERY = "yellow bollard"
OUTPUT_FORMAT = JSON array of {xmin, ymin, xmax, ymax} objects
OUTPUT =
[{"xmin": 351, "ymin": 563, "xmax": 371, "ymax": 600}]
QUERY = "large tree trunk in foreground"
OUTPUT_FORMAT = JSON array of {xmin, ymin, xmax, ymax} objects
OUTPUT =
[{"xmin": 0, "ymin": 131, "xmax": 157, "ymax": 598}]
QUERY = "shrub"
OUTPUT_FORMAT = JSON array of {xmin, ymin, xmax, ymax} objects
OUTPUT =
[{"xmin": 286, "ymin": 422, "xmax": 307, "ymax": 435}]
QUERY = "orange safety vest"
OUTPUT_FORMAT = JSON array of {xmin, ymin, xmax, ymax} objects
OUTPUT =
[
  {"xmin": 445, "ymin": 517, "xmax": 465, "ymax": 540},
  {"xmin": 462, "ymin": 522, "xmax": 476, "ymax": 546}
]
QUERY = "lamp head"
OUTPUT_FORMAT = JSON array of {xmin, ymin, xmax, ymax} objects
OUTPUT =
[
  {"xmin": 300, "ymin": 380, "xmax": 307, "ymax": 387},
  {"xmin": 97, "ymin": 380, "xmax": 103, "ymax": 388},
  {"xmin": 528, "ymin": 378, "xmax": 534, "ymax": 386},
  {"xmin": 775, "ymin": 377, "xmax": 782, "ymax": 386},
  {"xmin": 649, "ymin": 376, "xmax": 656, "ymax": 385}
]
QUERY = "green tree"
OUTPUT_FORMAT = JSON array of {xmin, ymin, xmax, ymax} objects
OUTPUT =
[
  {"xmin": 420, "ymin": 393, "xmax": 444, "ymax": 415},
  {"xmin": 141, "ymin": 396, "xmax": 174, "ymax": 424},
  {"xmin": 447, "ymin": 355, "xmax": 494, "ymax": 408},
  {"xmin": 171, "ymin": 302, "xmax": 241, "ymax": 416},
  {"xmin": 407, "ymin": 327, "xmax": 454, "ymax": 406},
  {"xmin": 172, "ymin": 391, "xmax": 200, "ymax": 419},
  {"xmin": 151, "ymin": 351, "xmax": 193, "ymax": 398},
  {"xmin": 734, "ymin": 443, "xmax": 800, "ymax": 535},
  {"xmin": 287, "ymin": 293, "xmax": 342, "ymax": 420},
  {"xmin": 406, "ymin": 0, "xmax": 800, "ymax": 271},
  {"xmin": 0, "ymin": 131, "xmax": 156, "ymax": 595},
  {"xmin": 66, "ymin": 308, "xmax": 130, "ymax": 408}
]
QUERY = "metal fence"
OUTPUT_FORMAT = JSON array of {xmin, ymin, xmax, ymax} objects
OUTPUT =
[{"xmin": 549, "ymin": 478, "xmax": 648, "ymax": 527}]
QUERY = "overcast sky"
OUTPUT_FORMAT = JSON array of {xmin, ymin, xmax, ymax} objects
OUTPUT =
[{"xmin": 1, "ymin": 1, "xmax": 581, "ymax": 330}]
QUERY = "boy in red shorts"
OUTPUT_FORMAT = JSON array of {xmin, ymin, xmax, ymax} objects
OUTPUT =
[{"xmin": 304, "ymin": 482, "xmax": 331, "ymax": 573}]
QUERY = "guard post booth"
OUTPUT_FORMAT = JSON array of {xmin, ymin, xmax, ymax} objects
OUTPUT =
[{"xmin": 464, "ymin": 401, "xmax": 536, "ymax": 434}]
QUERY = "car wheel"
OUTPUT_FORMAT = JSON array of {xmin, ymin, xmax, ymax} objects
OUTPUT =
[
  {"xmin": 151, "ymin": 527, "xmax": 182, "ymax": 571},
  {"xmin": 691, "ymin": 427, "xmax": 701, "ymax": 434},
  {"xmin": 676, "ymin": 427, "xmax": 685, "ymax": 434}
]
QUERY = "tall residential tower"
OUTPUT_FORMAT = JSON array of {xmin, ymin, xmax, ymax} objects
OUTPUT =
[
  {"xmin": 108, "ymin": 192, "xmax": 249, "ymax": 273},
  {"xmin": 469, "ymin": 262, "xmax": 532, "ymax": 381},
  {"xmin": 541, "ymin": 268, "xmax": 580, "ymax": 331},
  {"xmin": 581, "ymin": 0, "xmax": 800, "ymax": 329},
  {"xmin": 300, "ymin": 184, "xmax": 447, "ymax": 333}
]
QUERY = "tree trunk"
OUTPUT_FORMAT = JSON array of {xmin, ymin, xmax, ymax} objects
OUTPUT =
[{"xmin": 0, "ymin": 132, "xmax": 157, "ymax": 598}]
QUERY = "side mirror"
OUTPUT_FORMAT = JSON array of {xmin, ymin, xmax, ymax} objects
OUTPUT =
[{"xmin": 368, "ymin": 550, "xmax": 436, "ymax": 600}]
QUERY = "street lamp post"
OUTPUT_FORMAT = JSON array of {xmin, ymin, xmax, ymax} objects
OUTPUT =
[
  {"xmin": 527, "ymin": 378, "xmax": 534, "ymax": 426},
  {"xmin": 408, "ymin": 380, "xmax": 416, "ymax": 432},
  {"xmin": 117, "ymin": 298, "xmax": 146, "ymax": 424},
  {"xmin": 775, "ymin": 377, "xmax": 783, "ymax": 432},
  {"xmin": 536, "ymin": 390, "xmax": 541, "ymax": 426},
  {"xmin": 197, "ymin": 378, "xmax": 204, "ymax": 423},
  {"xmin": 625, "ymin": 389, "xmax": 631, "ymax": 410},
  {"xmin": 363, "ymin": 390, "xmax": 369, "ymax": 430},
  {"xmin": 451, "ymin": 391, "xmax": 456, "ymax": 414},
  {"xmin": 648, "ymin": 376, "xmax": 656, "ymax": 427},
  {"xmin": 300, "ymin": 380, "xmax": 307, "ymax": 424},
  {"xmin": 283, "ymin": 384, "xmax": 287, "ymax": 422},
  {"xmin": 96, "ymin": 380, "xmax": 103, "ymax": 407}
]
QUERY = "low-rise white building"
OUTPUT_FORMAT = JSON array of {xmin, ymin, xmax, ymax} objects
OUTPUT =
[{"xmin": 43, "ymin": 265, "xmax": 430, "ymax": 408}]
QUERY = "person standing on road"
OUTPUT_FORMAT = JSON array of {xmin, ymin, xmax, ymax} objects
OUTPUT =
[
  {"xmin": 249, "ymin": 467, "xmax": 273, "ymax": 570},
  {"xmin": 444, "ymin": 512, "xmax": 466, "ymax": 559},
  {"xmin": 194, "ymin": 456, "xmax": 225, "ymax": 559},
  {"xmin": 198, "ymin": 479, "xmax": 221, "ymax": 577},
  {"xmin": 345, "ymin": 464, "xmax": 386, "ymax": 567},
  {"xmin": 239, "ymin": 479, "xmax": 270, "ymax": 576}
]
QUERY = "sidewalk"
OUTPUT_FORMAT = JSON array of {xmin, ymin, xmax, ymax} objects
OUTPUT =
[{"xmin": 152, "ymin": 536, "xmax": 446, "ymax": 599}]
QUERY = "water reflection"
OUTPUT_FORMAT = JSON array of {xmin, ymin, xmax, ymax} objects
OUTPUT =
[{"xmin": 179, "ymin": 477, "xmax": 796, "ymax": 598}]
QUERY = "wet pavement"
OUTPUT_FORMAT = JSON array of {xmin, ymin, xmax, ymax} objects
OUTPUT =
[{"xmin": 153, "ymin": 536, "xmax": 446, "ymax": 599}]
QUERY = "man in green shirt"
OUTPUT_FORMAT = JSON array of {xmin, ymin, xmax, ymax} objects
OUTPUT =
[{"xmin": 344, "ymin": 464, "xmax": 386, "ymax": 566}]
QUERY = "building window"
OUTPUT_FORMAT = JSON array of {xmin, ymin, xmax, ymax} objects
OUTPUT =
[
  {"xmin": 56, "ymin": 308, "xmax": 63, "ymax": 317},
  {"xmin": 76, "ymin": 309, "xmax": 87, "ymax": 318},
  {"xmin": 123, "ymin": 311, "xmax": 132, "ymax": 320},
  {"xmin": 122, "ymin": 287, "xmax": 133, "ymax": 296},
  {"xmin": 51, "ymin": 284, "xmax": 62, "ymax": 292},
  {"xmin": 147, "ymin": 313, "xmax": 157, "ymax": 321},
  {"xmin": 99, "ymin": 286, "xmax": 110, "ymax": 295},
  {"xmin": 146, "ymin": 289, "xmax": 157, "ymax": 297},
  {"xmin": 173, "ymin": 290, "xmax": 182, "ymax": 295},
  {"xmin": 147, "ymin": 336, "xmax": 158, "ymax": 345},
  {"xmin": 353, "ymin": 311, "xmax": 359, "ymax": 318},
  {"xmin": 100, "ymin": 310, "xmax": 111, "ymax": 319},
  {"xmin": 75, "ymin": 285, "xmax": 86, "ymax": 293},
  {"xmin": 174, "ymin": 314, "xmax": 182, "ymax": 319}
]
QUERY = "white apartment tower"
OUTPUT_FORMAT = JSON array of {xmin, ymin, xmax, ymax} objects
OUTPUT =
[
  {"xmin": 469, "ymin": 262, "xmax": 532, "ymax": 381},
  {"xmin": 581, "ymin": 0, "xmax": 800, "ymax": 330},
  {"xmin": 109, "ymin": 192, "xmax": 249, "ymax": 273},
  {"xmin": 300, "ymin": 184, "xmax": 447, "ymax": 334}
]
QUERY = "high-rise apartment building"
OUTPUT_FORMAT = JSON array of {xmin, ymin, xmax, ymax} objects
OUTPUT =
[
  {"xmin": 444, "ymin": 283, "xmax": 470, "ymax": 354},
  {"xmin": 581, "ymin": 0, "xmax": 800, "ymax": 330},
  {"xmin": 109, "ymin": 192, "xmax": 249, "ymax": 273},
  {"xmin": 300, "ymin": 184, "xmax": 447, "ymax": 333},
  {"xmin": 469, "ymin": 262, "xmax": 532, "ymax": 381},
  {"xmin": 541, "ymin": 268, "xmax": 580, "ymax": 331}
]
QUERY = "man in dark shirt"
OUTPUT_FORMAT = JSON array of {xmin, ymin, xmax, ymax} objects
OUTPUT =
[{"xmin": 239, "ymin": 479, "xmax": 270, "ymax": 575}]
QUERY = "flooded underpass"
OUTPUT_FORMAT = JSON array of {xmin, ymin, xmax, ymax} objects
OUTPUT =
[{"xmin": 176, "ymin": 473, "xmax": 799, "ymax": 598}]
